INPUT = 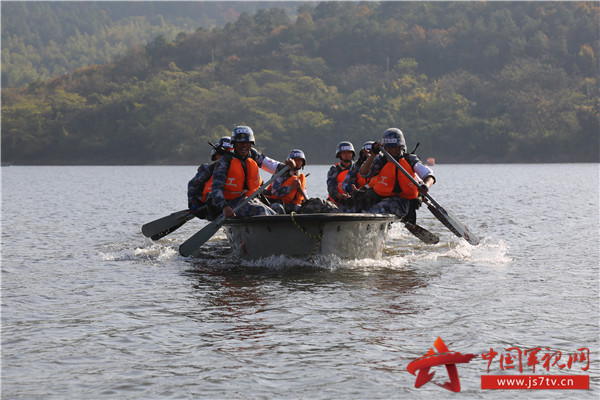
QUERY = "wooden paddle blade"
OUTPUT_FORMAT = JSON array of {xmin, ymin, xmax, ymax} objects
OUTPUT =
[
  {"xmin": 404, "ymin": 222, "xmax": 440, "ymax": 244},
  {"xmin": 142, "ymin": 210, "xmax": 193, "ymax": 238},
  {"xmin": 178, "ymin": 217, "xmax": 224, "ymax": 257},
  {"xmin": 426, "ymin": 202, "xmax": 480, "ymax": 245}
]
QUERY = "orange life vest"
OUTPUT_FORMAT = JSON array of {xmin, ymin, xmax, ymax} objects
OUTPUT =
[
  {"xmin": 274, "ymin": 174, "xmax": 306, "ymax": 205},
  {"xmin": 372, "ymin": 158, "xmax": 419, "ymax": 199},
  {"xmin": 366, "ymin": 174, "xmax": 378, "ymax": 187},
  {"xmin": 224, "ymin": 158, "xmax": 261, "ymax": 200},
  {"xmin": 201, "ymin": 175, "xmax": 213, "ymax": 202},
  {"xmin": 356, "ymin": 174, "xmax": 367, "ymax": 188},
  {"xmin": 328, "ymin": 163, "xmax": 350, "ymax": 202}
]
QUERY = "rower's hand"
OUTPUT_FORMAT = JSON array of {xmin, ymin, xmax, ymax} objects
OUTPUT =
[
  {"xmin": 418, "ymin": 184, "xmax": 429, "ymax": 195},
  {"xmin": 370, "ymin": 141, "xmax": 382, "ymax": 155},
  {"xmin": 337, "ymin": 192, "xmax": 351, "ymax": 200},
  {"xmin": 351, "ymin": 184, "xmax": 358, "ymax": 193},
  {"xmin": 284, "ymin": 159, "xmax": 300, "ymax": 169},
  {"xmin": 223, "ymin": 206, "xmax": 235, "ymax": 219}
]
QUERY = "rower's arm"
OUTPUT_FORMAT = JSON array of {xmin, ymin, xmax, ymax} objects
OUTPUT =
[
  {"xmin": 414, "ymin": 162, "xmax": 436, "ymax": 186},
  {"xmin": 259, "ymin": 156, "xmax": 279, "ymax": 174},
  {"xmin": 359, "ymin": 153, "xmax": 377, "ymax": 178}
]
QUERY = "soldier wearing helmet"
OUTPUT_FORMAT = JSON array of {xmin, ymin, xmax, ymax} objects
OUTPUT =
[
  {"xmin": 187, "ymin": 136, "xmax": 233, "ymax": 220},
  {"xmin": 211, "ymin": 125, "xmax": 300, "ymax": 219},
  {"xmin": 359, "ymin": 128, "xmax": 435, "ymax": 223},
  {"xmin": 341, "ymin": 141, "xmax": 376, "ymax": 199},
  {"xmin": 210, "ymin": 136, "xmax": 233, "ymax": 161},
  {"xmin": 268, "ymin": 149, "xmax": 308, "ymax": 214},
  {"xmin": 327, "ymin": 141, "xmax": 356, "ymax": 212}
]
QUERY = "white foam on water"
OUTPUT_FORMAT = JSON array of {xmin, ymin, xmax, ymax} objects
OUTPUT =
[
  {"xmin": 233, "ymin": 252, "xmax": 412, "ymax": 272},
  {"xmin": 99, "ymin": 240, "xmax": 181, "ymax": 263},
  {"xmin": 386, "ymin": 221, "xmax": 512, "ymax": 266},
  {"xmin": 240, "ymin": 254, "xmax": 315, "ymax": 269},
  {"xmin": 440, "ymin": 236, "xmax": 512, "ymax": 265},
  {"xmin": 102, "ymin": 224, "xmax": 511, "ymax": 272},
  {"xmin": 137, "ymin": 244, "xmax": 180, "ymax": 261}
]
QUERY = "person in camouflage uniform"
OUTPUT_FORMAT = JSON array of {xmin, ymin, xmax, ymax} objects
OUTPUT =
[
  {"xmin": 211, "ymin": 126, "xmax": 298, "ymax": 219},
  {"xmin": 327, "ymin": 141, "xmax": 355, "ymax": 212},
  {"xmin": 187, "ymin": 137, "xmax": 233, "ymax": 220},
  {"xmin": 339, "ymin": 141, "xmax": 377, "ymax": 212},
  {"xmin": 269, "ymin": 149, "xmax": 307, "ymax": 214},
  {"xmin": 340, "ymin": 141, "xmax": 376, "ymax": 212},
  {"xmin": 359, "ymin": 128, "xmax": 435, "ymax": 222},
  {"xmin": 341, "ymin": 141, "xmax": 374, "ymax": 194}
]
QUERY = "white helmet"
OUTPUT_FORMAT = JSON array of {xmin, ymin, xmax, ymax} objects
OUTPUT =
[{"xmin": 335, "ymin": 141, "xmax": 355, "ymax": 159}]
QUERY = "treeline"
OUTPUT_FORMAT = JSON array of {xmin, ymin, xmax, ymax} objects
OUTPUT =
[
  {"xmin": 2, "ymin": 1, "xmax": 598, "ymax": 165},
  {"xmin": 1, "ymin": 1, "xmax": 305, "ymax": 87}
]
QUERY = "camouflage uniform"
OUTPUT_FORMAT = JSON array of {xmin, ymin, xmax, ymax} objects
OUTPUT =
[
  {"xmin": 327, "ymin": 162, "xmax": 354, "ymax": 212},
  {"xmin": 270, "ymin": 164, "xmax": 304, "ymax": 214},
  {"xmin": 187, "ymin": 162, "xmax": 217, "ymax": 218},
  {"xmin": 361, "ymin": 153, "xmax": 435, "ymax": 219},
  {"xmin": 342, "ymin": 159, "xmax": 370, "ymax": 194},
  {"xmin": 366, "ymin": 196, "xmax": 412, "ymax": 217},
  {"xmin": 340, "ymin": 160, "xmax": 370, "ymax": 212},
  {"xmin": 211, "ymin": 151, "xmax": 280, "ymax": 217}
]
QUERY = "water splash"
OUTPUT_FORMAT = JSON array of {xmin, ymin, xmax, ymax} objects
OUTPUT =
[
  {"xmin": 387, "ymin": 221, "xmax": 512, "ymax": 266},
  {"xmin": 441, "ymin": 236, "xmax": 512, "ymax": 265},
  {"xmin": 212, "ymin": 251, "xmax": 415, "ymax": 274},
  {"xmin": 99, "ymin": 240, "xmax": 180, "ymax": 263},
  {"xmin": 135, "ymin": 244, "xmax": 179, "ymax": 261},
  {"xmin": 104, "ymin": 224, "xmax": 511, "ymax": 270}
]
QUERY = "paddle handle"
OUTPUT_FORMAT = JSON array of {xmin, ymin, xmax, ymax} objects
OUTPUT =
[
  {"xmin": 302, "ymin": 174, "xmax": 310, "ymax": 200},
  {"xmin": 229, "ymin": 165, "xmax": 291, "ymax": 215},
  {"xmin": 380, "ymin": 148, "xmax": 433, "ymax": 198},
  {"xmin": 299, "ymin": 187, "xmax": 308, "ymax": 201},
  {"xmin": 206, "ymin": 165, "xmax": 293, "ymax": 224},
  {"xmin": 294, "ymin": 175, "xmax": 308, "ymax": 201}
]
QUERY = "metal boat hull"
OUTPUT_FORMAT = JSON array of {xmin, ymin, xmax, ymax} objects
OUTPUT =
[{"xmin": 222, "ymin": 213, "xmax": 395, "ymax": 260}]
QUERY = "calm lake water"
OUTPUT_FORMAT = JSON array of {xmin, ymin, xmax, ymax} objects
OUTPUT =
[{"xmin": 2, "ymin": 164, "xmax": 599, "ymax": 399}]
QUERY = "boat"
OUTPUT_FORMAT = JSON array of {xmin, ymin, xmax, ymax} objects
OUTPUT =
[{"xmin": 221, "ymin": 213, "xmax": 396, "ymax": 260}]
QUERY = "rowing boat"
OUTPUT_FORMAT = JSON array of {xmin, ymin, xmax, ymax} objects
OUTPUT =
[{"xmin": 221, "ymin": 213, "xmax": 395, "ymax": 260}]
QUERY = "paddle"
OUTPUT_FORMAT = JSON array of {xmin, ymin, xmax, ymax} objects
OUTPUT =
[
  {"xmin": 142, "ymin": 209, "xmax": 198, "ymax": 240},
  {"xmin": 179, "ymin": 165, "xmax": 292, "ymax": 257},
  {"xmin": 299, "ymin": 173, "xmax": 310, "ymax": 203},
  {"xmin": 402, "ymin": 221, "xmax": 440, "ymax": 245},
  {"xmin": 380, "ymin": 148, "xmax": 480, "ymax": 245},
  {"xmin": 299, "ymin": 187, "xmax": 309, "ymax": 203},
  {"xmin": 144, "ymin": 142, "xmax": 222, "ymax": 241}
]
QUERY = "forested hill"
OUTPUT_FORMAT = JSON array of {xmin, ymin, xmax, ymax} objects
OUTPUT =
[
  {"xmin": 2, "ymin": 1, "xmax": 598, "ymax": 165},
  {"xmin": 1, "ymin": 1, "xmax": 305, "ymax": 87}
]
